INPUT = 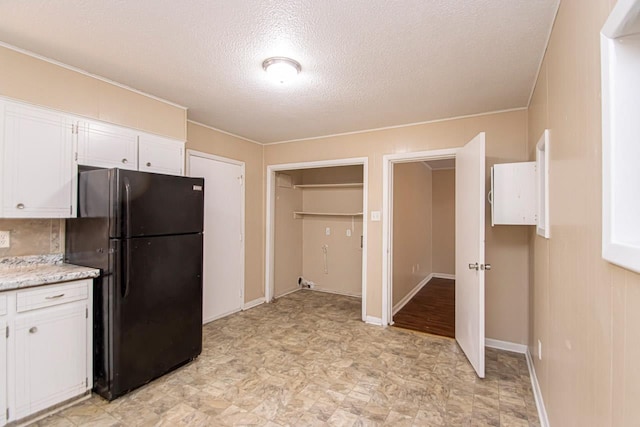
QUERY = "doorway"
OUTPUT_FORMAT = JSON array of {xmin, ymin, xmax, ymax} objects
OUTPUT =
[
  {"xmin": 382, "ymin": 133, "xmax": 487, "ymax": 378},
  {"xmin": 266, "ymin": 157, "xmax": 368, "ymax": 322},
  {"xmin": 390, "ymin": 159, "xmax": 456, "ymax": 337},
  {"xmin": 187, "ymin": 150, "xmax": 245, "ymax": 324}
]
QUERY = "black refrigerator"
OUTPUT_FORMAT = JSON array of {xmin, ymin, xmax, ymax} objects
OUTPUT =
[{"xmin": 65, "ymin": 168, "xmax": 204, "ymax": 401}]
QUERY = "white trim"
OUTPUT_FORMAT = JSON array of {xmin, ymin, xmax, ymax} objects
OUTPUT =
[
  {"xmin": 265, "ymin": 157, "xmax": 368, "ymax": 322},
  {"xmin": 305, "ymin": 287, "xmax": 362, "ymax": 298},
  {"xmin": 274, "ymin": 287, "xmax": 301, "ymax": 299},
  {"xmin": 433, "ymin": 273, "xmax": 456, "ymax": 280},
  {"xmin": 243, "ymin": 297, "xmax": 266, "ymax": 311},
  {"xmin": 186, "ymin": 150, "xmax": 246, "ymax": 323},
  {"xmin": 382, "ymin": 148, "xmax": 459, "ymax": 326},
  {"xmin": 265, "ymin": 108, "xmax": 527, "ymax": 146},
  {"xmin": 365, "ymin": 316, "xmax": 383, "ymax": 326},
  {"xmin": 392, "ymin": 274, "xmax": 432, "ymax": 315},
  {"xmin": 485, "ymin": 338, "xmax": 528, "ymax": 354},
  {"xmin": 526, "ymin": 349, "xmax": 550, "ymax": 427},
  {"xmin": 187, "ymin": 119, "xmax": 262, "ymax": 146},
  {"xmin": 0, "ymin": 41, "xmax": 187, "ymax": 110}
]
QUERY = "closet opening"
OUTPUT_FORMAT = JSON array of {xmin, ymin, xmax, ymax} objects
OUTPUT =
[{"xmin": 266, "ymin": 158, "xmax": 368, "ymax": 321}]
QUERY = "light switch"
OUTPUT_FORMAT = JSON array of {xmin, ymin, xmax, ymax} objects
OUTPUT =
[
  {"xmin": 371, "ymin": 211, "xmax": 381, "ymax": 221},
  {"xmin": 346, "ymin": 229, "xmax": 352, "ymax": 237},
  {"xmin": 325, "ymin": 227, "xmax": 331, "ymax": 236}
]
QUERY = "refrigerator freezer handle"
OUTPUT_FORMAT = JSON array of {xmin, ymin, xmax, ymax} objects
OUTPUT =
[
  {"xmin": 124, "ymin": 178, "xmax": 132, "ymax": 238},
  {"xmin": 123, "ymin": 239, "xmax": 131, "ymax": 298}
]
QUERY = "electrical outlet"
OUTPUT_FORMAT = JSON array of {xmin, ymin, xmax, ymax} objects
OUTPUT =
[
  {"xmin": 0, "ymin": 230, "xmax": 10, "ymax": 248},
  {"xmin": 538, "ymin": 339, "xmax": 542, "ymax": 360},
  {"xmin": 325, "ymin": 227, "xmax": 331, "ymax": 236}
]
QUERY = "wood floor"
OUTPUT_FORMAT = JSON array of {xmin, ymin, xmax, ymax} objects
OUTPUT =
[{"xmin": 393, "ymin": 277, "xmax": 455, "ymax": 338}]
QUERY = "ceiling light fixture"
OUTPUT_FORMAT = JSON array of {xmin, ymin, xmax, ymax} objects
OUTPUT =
[{"xmin": 262, "ymin": 57, "xmax": 301, "ymax": 83}]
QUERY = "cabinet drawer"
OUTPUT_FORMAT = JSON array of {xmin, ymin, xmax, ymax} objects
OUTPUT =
[
  {"xmin": 0, "ymin": 294, "xmax": 6, "ymax": 316},
  {"xmin": 16, "ymin": 280, "xmax": 89, "ymax": 313}
]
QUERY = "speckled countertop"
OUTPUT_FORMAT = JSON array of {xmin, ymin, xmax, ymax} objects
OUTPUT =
[{"xmin": 0, "ymin": 254, "xmax": 100, "ymax": 292}]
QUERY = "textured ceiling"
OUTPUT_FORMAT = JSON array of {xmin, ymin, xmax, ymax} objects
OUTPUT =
[{"xmin": 0, "ymin": 1, "xmax": 559, "ymax": 144}]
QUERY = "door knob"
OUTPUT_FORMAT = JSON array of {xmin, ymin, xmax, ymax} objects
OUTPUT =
[
  {"xmin": 481, "ymin": 264, "xmax": 492, "ymax": 271},
  {"xmin": 468, "ymin": 263, "xmax": 479, "ymax": 270}
]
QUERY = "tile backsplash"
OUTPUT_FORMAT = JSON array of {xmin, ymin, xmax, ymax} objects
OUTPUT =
[{"xmin": 0, "ymin": 219, "xmax": 64, "ymax": 257}]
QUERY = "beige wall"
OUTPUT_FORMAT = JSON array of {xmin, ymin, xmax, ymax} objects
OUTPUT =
[
  {"xmin": 274, "ymin": 172, "xmax": 303, "ymax": 297},
  {"xmin": 186, "ymin": 122, "xmax": 265, "ymax": 304},
  {"xmin": 392, "ymin": 162, "xmax": 433, "ymax": 306},
  {"xmin": 527, "ymin": 0, "xmax": 640, "ymax": 425},
  {"xmin": 432, "ymin": 169, "xmax": 455, "ymax": 275},
  {"xmin": 0, "ymin": 45, "xmax": 187, "ymax": 259},
  {"xmin": 264, "ymin": 109, "xmax": 530, "ymax": 343}
]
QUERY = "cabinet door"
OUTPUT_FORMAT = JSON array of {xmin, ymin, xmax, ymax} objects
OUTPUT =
[
  {"xmin": 1, "ymin": 102, "xmax": 76, "ymax": 218},
  {"xmin": 13, "ymin": 302, "xmax": 87, "ymax": 420},
  {"xmin": 138, "ymin": 134, "xmax": 184, "ymax": 176},
  {"xmin": 0, "ymin": 317, "xmax": 6, "ymax": 427},
  {"xmin": 77, "ymin": 120, "xmax": 138, "ymax": 170}
]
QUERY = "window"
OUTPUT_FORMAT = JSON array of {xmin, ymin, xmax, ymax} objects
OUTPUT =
[{"xmin": 601, "ymin": 0, "xmax": 640, "ymax": 272}]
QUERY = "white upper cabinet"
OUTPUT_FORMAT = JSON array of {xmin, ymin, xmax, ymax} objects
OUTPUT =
[
  {"xmin": 77, "ymin": 121, "xmax": 138, "ymax": 171},
  {"xmin": 0, "ymin": 101, "xmax": 76, "ymax": 218},
  {"xmin": 138, "ymin": 134, "xmax": 184, "ymax": 176},
  {"xmin": 490, "ymin": 162, "xmax": 536, "ymax": 226}
]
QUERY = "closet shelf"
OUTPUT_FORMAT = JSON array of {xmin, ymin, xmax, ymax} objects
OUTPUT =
[
  {"xmin": 293, "ymin": 211, "xmax": 363, "ymax": 219},
  {"xmin": 293, "ymin": 183, "xmax": 363, "ymax": 189}
]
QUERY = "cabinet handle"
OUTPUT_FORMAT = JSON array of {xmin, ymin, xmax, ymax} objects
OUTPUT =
[
  {"xmin": 29, "ymin": 327, "xmax": 38, "ymax": 334},
  {"xmin": 122, "ymin": 158, "xmax": 128, "ymax": 164},
  {"xmin": 146, "ymin": 162, "xmax": 151, "ymax": 167},
  {"xmin": 16, "ymin": 203, "xmax": 25, "ymax": 209},
  {"xmin": 45, "ymin": 293, "xmax": 65, "ymax": 299}
]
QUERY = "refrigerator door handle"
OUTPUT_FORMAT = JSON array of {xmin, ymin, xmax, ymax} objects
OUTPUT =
[
  {"xmin": 124, "ymin": 178, "xmax": 132, "ymax": 238},
  {"xmin": 123, "ymin": 239, "xmax": 131, "ymax": 298}
]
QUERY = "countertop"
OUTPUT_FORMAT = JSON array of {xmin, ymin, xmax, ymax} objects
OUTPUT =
[{"xmin": 0, "ymin": 254, "xmax": 100, "ymax": 292}]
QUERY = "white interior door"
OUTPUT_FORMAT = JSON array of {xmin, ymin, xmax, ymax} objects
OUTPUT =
[
  {"xmin": 455, "ymin": 132, "xmax": 486, "ymax": 378},
  {"xmin": 188, "ymin": 153, "xmax": 244, "ymax": 324}
]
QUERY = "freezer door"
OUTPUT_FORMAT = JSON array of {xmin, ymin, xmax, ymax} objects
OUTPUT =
[
  {"xmin": 113, "ymin": 169, "xmax": 204, "ymax": 238},
  {"xmin": 109, "ymin": 233, "xmax": 203, "ymax": 399}
]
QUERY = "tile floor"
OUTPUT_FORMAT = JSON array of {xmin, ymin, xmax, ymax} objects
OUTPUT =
[{"xmin": 32, "ymin": 291, "xmax": 540, "ymax": 426}]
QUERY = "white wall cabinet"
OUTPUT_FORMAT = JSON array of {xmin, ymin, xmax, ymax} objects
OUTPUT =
[
  {"xmin": 490, "ymin": 162, "xmax": 536, "ymax": 226},
  {"xmin": 2, "ymin": 280, "xmax": 92, "ymax": 425},
  {"xmin": 77, "ymin": 120, "xmax": 184, "ymax": 176},
  {"xmin": 77, "ymin": 121, "xmax": 138, "ymax": 171},
  {"xmin": 0, "ymin": 102, "xmax": 76, "ymax": 218},
  {"xmin": 138, "ymin": 134, "xmax": 184, "ymax": 176}
]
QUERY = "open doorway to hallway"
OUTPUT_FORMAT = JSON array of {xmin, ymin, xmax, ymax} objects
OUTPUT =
[{"xmin": 389, "ymin": 158, "xmax": 456, "ymax": 338}]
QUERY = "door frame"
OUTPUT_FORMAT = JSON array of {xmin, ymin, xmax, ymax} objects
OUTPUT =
[
  {"xmin": 382, "ymin": 148, "xmax": 458, "ymax": 326},
  {"xmin": 265, "ymin": 157, "xmax": 368, "ymax": 322},
  {"xmin": 186, "ymin": 149, "xmax": 246, "ymax": 317}
]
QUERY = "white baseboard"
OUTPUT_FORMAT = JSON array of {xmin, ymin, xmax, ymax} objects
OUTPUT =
[
  {"xmin": 392, "ymin": 274, "xmax": 433, "ymax": 315},
  {"xmin": 274, "ymin": 287, "xmax": 300, "ymax": 298},
  {"xmin": 365, "ymin": 316, "xmax": 383, "ymax": 326},
  {"xmin": 526, "ymin": 349, "xmax": 549, "ymax": 427},
  {"xmin": 203, "ymin": 308, "xmax": 241, "ymax": 324},
  {"xmin": 243, "ymin": 297, "xmax": 265, "ymax": 310},
  {"xmin": 306, "ymin": 287, "xmax": 362, "ymax": 298},
  {"xmin": 433, "ymin": 273, "xmax": 455, "ymax": 280},
  {"xmin": 485, "ymin": 338, "xmax": 528, "ymax": 354}
]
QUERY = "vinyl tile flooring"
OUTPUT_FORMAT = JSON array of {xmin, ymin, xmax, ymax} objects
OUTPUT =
[{"xmin": 32, "ymin": 290, "xmax": 540, "ymax": 426}]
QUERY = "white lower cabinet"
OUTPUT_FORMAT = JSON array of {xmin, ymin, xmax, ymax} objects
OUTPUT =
[
  {"xmin": 0, "ymin": 295, "xmax": 7, "ymax": 426},
  {"xmin": 2, "ymin": 279, "xmax": 92, "ymax": 425}
]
